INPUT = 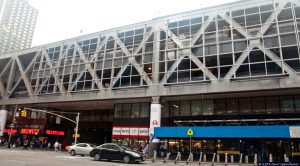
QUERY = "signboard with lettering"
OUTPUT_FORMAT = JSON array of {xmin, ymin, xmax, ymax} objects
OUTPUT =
[
  {"xmin": 45, "ymin": 130, "xmax": 65, "ymax": 136},
  {"xmin": 112, "ymin": 126, "xmax": 149, "ymax": 139},
  {"xmin": 4, "ymin": 129, "xmax": 17, "ymax": 134},
  {"xmin": 21, "ymin": 128, "xmax": 40, "ymax": 135}
]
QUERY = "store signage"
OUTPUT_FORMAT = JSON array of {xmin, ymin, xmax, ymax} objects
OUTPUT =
[
  {"xmin": 45, "ymin": 130, "xmax": 65, "ymax": 136},
  {"xmin": 112, "ymin": 126, "xmax": 149, "ymax": 139},
  {"xmin": 187, "ymin": 129, "xmax": 194, "ymax": 136},
  {"xmin": 4, "ymin": 129, "xmax": 17, "ymax": 134},
  {"xmin": 21, "ymin": 128, "xmax": 40, "ymax": 135},
  {"xmin": 0, "ymin": 110, "xmax": 8, "ymax": 136}
]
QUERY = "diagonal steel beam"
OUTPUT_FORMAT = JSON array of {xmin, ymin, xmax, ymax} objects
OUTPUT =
[
  {"xmin": 257, "ymin": 44, "xmax": 295, "ymax": 75},
  {"xmin": 161, "ymin": 24, "xmax": 184, "ymax": 48},
  {"xmin": 224, "ymin": 46, "xmax": 253, "ymax": 79},
  {"xmin": 69, "ymin": 71, "xmax": 85, "ymax": 91},
  {"xmin": 15, "ymin": 56, "xmax": 34, "ymax": 97},
  {"xmin": 190, "ymin": 51, "xmax": 217, "ymax": 80},
  {"xmin": 133, "ymin": 28, "xmax": 153, "ymax": 55},
  {"xmin": 0, "ymin": 59, "xmax": 12, "ymax": 77},
  {"xmin": 113, "ymin": 35, "xmax": 152, "ymax": 86},
  {"xmin": 191, "ymin": 16, "xmax": 213, "ymax": 46},
  {"xmin": 256, "ymin": 1, "xmax": 287, "ymax": 37},
  {"xmin": 219, "ymin": 12, "xmax": 249, "ymax": 38},
  {"xmin": 0, "ymin": 59, "xmax": 12, "ymax": 98},
  {"xmin": 74, "ymin": 42, "xmax": 104, "ymax": 90}
]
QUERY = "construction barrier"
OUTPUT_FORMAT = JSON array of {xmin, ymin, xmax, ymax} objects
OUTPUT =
[
  {"xmin": 152, "ymin": 150, "xmax": 157, "ymax": 162},
  {"xmin": 186, "ymin": 153, "xmax": 194, "ymax": 165},
  {"xmin": 199, "ymin": 152, "xmax": 203, "ymax": 165},
  {"xmin": 163, "ymin": 152, "xmax": 171, "ymax": 163},
  {"xmin": 174, "ymin": 152, "xmax": 182, "ymax": 164}
]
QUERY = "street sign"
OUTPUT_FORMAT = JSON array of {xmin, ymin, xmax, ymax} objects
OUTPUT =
[{"xmin": 187, "ymin": 128, "xmax": 194, "ymax": 136}]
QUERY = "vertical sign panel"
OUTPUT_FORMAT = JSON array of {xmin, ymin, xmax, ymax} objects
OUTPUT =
[
  {"xmin": 0, "ymin": 110, "xmax": 8, "ymax": 136},
  {"xmin": 149, "ymin": 104, "xmax": 161, "ymax": 142}
]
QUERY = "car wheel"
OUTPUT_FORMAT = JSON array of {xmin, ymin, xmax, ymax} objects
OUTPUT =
[
  {"xmin": 123, "ymin": 155, "xmax": 130, "ymax": 164},
  {"xmin": 70, "ymin": 150, "xmax": 76, "ymax": 156},
  {"xmin": 94, "ymin": 153, "xmax": 101, "ymax": 161}
]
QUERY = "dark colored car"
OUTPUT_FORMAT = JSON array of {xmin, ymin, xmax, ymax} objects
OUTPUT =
[{"xmin": 90, "ymin": 143, "xmax": 144, "ymax": 163}]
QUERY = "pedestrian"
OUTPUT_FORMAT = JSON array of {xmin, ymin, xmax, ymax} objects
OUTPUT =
[
  {"xmin": 54, "ymin": 141, "xmax": 59, "ymax": 152},
  {"xmin": 47, "ymin": 142, "xmax": 51, "ymax": 149},
  {"xmin": 143, "ymin": 143, "xmax": 150, "ymax": 158},
  {"xmin": 24, "ymin": 139, "xmax": 29, "ymax": 150}
]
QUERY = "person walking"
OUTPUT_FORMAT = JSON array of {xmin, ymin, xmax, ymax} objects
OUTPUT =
[
  {"xmin": 54, "ymin": 141, "xmax": 59, "ymax": 152},
  {"xmin": 23, "ymin": 139, "xmax": 29, "ymax": 150}
]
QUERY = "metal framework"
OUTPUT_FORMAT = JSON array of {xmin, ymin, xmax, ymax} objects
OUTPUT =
[{"xmin": 1, "ymin": 0, "xmax": 300, "ymax": 105}]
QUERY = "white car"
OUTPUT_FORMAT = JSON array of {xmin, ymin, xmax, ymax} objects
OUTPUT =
[{"xmin": 68, "ymin": 143, "xmax": 96, "ymax": 156}]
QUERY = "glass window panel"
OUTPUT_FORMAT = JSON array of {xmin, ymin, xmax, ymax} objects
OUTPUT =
[
  {"xmin": 214, "ymin": 99, "xmax": 226, "ymax": 115},
  {"xmin": 250, "ymin": 63, "xmax": 266, "ymax": 76},
  {"xmin": 252, "ymin": 97, "xmax": 265, "ymax": 113},
  {"xmin": 161, "ymin": 103, "xmax": 169, "ymax": 117},
  {"xmin": 202, "ymin": 100, "xmax": 214, "ymax": 115},
  {"xmin": 123, "ymin": 104, "xmax": 131, "ymax": 118},
  {"xmin": 280, "ymin": 96, "xmax": 294, "ymax": 113},
  {"xmin": 191, "ymin": 100, "xmax": 202, "ymax": 116},
  {"xmin": 114, "ymin": 104, "xmax": 122, "ymax": 118},
  {"xmin": 180, "ymin": 101, "xmax": 190, "ymax": 116},
  {"xmin": 140, "ymin": 103, "xmax": 150, "ymax": 118},
  {"xmin": 131, "ymin": 103, "xmax": 140, "ymax": 118},
  {"xmin": 265, "ymin": 96, "xmax": 280, "ymax": 113},
  {"xmin": 280, "ymin": 34, "xmax": 297, "ymax": 46},
  {"xmin": 239, "ymin": 98, "xmax": 252, "ymax": 114},
  {"xmin": 295, "ymin": 96, "xmax": 300, "ymax": 112},
  {"xmin": 263, "ymin": 37, "xmax": 279, "ymax": 48},
  {"xmin": 227, "ymin": 99, "xmax": 238, "ymax": 114},
  {"xmin": 170, "ymin": 101, "xmax": 180, "ymax": 117}
]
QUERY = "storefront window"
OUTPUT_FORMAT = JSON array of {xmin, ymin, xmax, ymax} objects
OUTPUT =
[
  {"xmin": 114, "ymin": 104, "xmax": 122, "ymax": 118},
  {"xmin": 123, "ymin": 104, "xmax": 131, "ymax": 118},
  {"xmin": 131, "ymin": 103, "xmax": 140, "ymax": 118},
  {"xmin": 161, "ymin": 103, "xmax": 169, "ymax": 117},
  {"xmin": 140, "ymin": 103, "xmax": 150, "ymax": 118},
  {"xmin": 280, "ymin": 96, "xmax": 294, "ymax": 113},
  {"xmin": 170, "ymin": 101, "xmax": 180, "ymax": 116},
  {"xmin": 265, "ymin": 96, "xmax": 280, "ymax": 113},
  {"xmin": 239, "ymin": 98, "xmax": 252, "ymax": 114},
  {"xmin": 227, "ymin": 99, "xmax": 238, "ymax": 114},
  {"xmin": 252, "ymin": 97, "xmax": 265, "ymax": 113},
  {"xmin": 295, "ymin": 96, "xmax": 300, "ymax": 112},
  {"xmin": 215, "ymin": 99, "xmax": 226, "ymax": 115},
  {"xmin": 202, "ymin": 100, "xmax": 214, "ymax": 115},
  {"xmin": 180, "ymin": 101, "xmax": 190, "ymax": 116},
  {"xmin": 191, "ymin": 100, "xmax": 202, "ymax": 116}
]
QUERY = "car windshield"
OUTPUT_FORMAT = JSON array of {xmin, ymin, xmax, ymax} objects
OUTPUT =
[
  {"xmin": 120, "ymin": 146, "xmax": 130, "ymax": 150},
  {"xmin": 89, "ymin": 144, "xmax": 96, "ymax": 147}
]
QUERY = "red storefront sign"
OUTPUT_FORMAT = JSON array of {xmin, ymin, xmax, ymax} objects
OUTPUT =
[
  {"xmin": 4, "ymin": 129, "xmax": 17, "ymax": 134},
  {"xmin": 45, "ymin": 130, "xmax": 65, "ymax": 136},
  {"xmin": 20, "ymin": 128, "xmax": 40, "ymax": 135}
]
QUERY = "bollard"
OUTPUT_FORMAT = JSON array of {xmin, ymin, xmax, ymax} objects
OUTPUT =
[
  {"xmin": 174, "ymin": 152, "xmax": 181, "ymax": 164},
  {"xmin": 284, "ymin": 154, "xmax": 289, "ymax": 162},
  {"xmin": 186, "ymin": 153, "xmax": 194, "ymax": 165},
  {"xmin": 211, "ymin": 153, "xmax": 216, "ymax": 166},
  {"xmin": 231, "ymin": 155, "xmax": 234, "ymax": 163},
  {"xmin": 254, "ymin": 154, "xmax": 258, "ymax": 166},
  {"xmin": 203, "ymin": 154, "xmax": 207, "ymax": 162},
  {"xmin": 152, "ymin": 150, "xmax": 157, "ymax": 162},
  {"xmin": 245, "ymin": 155, "xmax": 249, "ymax": 164},
  {"xmin": 199, "ymin": 152, "xmax": 203, "ymax": 165},
  {"xmin": 269, "ymin": 154, "xmax": 273, "ymax": 162},
  {"xmin": 217, "ymin": 154, "xmax": 220, "ymax": 162},
  {"xmin": 163, "ymin": 152, "xmax": 171, "ymax": 163},
  {"xmin": 239, "ymin": 153, "xmax": 243, "ymax": 166},
  {"xmin": 225, "ymin": 153, "xmax": 228, "ymax": 166}
]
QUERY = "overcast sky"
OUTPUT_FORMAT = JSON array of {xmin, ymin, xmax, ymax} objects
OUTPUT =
[{"xmin": 28, "ymin": 0, "xmax": 237, "ymax": 46}]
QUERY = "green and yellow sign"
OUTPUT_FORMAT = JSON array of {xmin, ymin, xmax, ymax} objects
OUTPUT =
[{"xmin": 187, "ymin": 128, "xmax": 194, "ymax": 136}]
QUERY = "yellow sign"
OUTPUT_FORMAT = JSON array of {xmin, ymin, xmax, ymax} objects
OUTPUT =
[
  {"xmin": 187, "ymin": 129, "xmax": 193, "ymax": 136},
  {"xmin": 72, "ymin": 134, "xmax": 80, "ymax": 138}
]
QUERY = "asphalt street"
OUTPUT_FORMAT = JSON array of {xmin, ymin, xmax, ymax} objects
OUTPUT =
[{"xmin": 0, "ymin": 148, "xmax": 252, "ymax": 166}]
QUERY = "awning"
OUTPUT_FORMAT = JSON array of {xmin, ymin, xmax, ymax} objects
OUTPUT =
[{"xmin": 153, "ymin": 125, "xmax": 300, "ymax": 139}]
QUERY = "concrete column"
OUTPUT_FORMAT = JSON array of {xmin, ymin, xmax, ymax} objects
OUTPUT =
[
  {"xmin": 152, "ymin": 21, "xmax": 161, "ymax": 85},
  {"xmin": 149, "ymin": 96, "xmax": 161, "ymax": 156},
  {"xmin": 0, "ymin": 109, "xmax": 8, "ymax": 137}
]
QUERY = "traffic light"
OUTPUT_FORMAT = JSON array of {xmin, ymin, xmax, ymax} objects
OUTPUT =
[{"xmin": 20, "ymin": 109, "xmax": 27, "ymax": 117}]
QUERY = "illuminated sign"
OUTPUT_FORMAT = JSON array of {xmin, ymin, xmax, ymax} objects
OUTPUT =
[
  {"xmin": 21, "ymin": 128, "xmax": 40, "ymax": 135},
  {"xmin": 4, "ymin": 129, "xmax": 17, "ymax": 134},
  {"xmin": 46, "ymin": 130, "xmax": 65, "ymax": 136}
]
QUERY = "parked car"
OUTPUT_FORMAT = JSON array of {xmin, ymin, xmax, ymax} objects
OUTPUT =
[
  {"xmin": 68, "ymin": 143, "xmax": 96, "ymax": 156},
  {"xmin": 90, "ymin": 143, "xmax": 144, "ymax": 163}
]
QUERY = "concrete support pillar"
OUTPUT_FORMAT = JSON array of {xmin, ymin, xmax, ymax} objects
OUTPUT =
[
  {"xmin": 149, "ymin": 96, "xmax": 161, "ymax": 156},
  {"xmin": 217, "ymin": 154, "xmax": 220, "ymax": 162},
  {"xmin": 245, "ymin": 155, "xmax": 248, "ymax": 164},
  {"xmin": 0, "ymin": 109, "xmax": 8, "ymax": 137}
]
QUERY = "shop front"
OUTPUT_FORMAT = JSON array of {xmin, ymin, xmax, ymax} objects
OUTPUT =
[{"xmin": 154, "ymin": 126, "xmax": 300, "ymax": 162}]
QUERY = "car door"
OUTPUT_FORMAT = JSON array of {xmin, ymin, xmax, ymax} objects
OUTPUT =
[
  {"xmin": 109, "ymin": 144, "xmax": 123, "ymax": 160},
  {"xmin": 99, "ymin": 144, "xmax": 110, "ymax": 159},
  {"xmin": 76, "ymin": 143, "xmax": 87, "ymax": 155},
  {"xmin": 81, "ymin": 144, "xmax": 93, "ymax": 155}
]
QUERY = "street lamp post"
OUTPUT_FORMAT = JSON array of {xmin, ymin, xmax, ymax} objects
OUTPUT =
[{"xmin": 74, "ymin": 112, "xmax": 80, "ymax": 144}]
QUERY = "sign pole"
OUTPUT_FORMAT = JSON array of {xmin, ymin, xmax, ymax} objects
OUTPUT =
[
  {"xmin": 190, "ymin": 135, "xmax": 192, "ymax": 154},
  {"xmin": 8, "ymin": 105, "xmax": 17, "ymax": 148},
  {"xmin": 74, "ymin": 112, "xmax": 80, "ymax": 145}
]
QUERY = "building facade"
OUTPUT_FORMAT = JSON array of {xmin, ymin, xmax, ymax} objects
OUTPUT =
[
  {"xmin": 0, "ymin": 0, "xmax": 300, "ymax": 162},
  {"xmin": 0, "ymin": 0, "xmax": 38, "ymax": 55}
]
